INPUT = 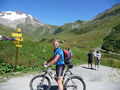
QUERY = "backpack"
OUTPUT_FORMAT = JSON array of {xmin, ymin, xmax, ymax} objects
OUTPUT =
[{"xmin": 63, "ymin": 50, "xmax": 72, "ymax": 64}]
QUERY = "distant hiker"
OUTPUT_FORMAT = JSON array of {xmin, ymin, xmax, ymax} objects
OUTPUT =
[
  {"xmin": 93, "ymin": 51, "xmax": 101, "ymax": 70},
  {"xmin": 87, "ymin": 50, "xmax": 93, "ymax": 69}
]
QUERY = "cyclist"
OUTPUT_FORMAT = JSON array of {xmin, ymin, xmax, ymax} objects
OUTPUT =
[{"xmin": 44, "ymin": 39, "xmax": 65, "ymax": 90}]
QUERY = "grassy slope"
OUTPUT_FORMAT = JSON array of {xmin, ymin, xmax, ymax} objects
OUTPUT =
[
  {"xmin": 45, "ymin": 15, "xmax": 120, "ymax": 48},
  {"xmin": 0, "ymin": 24, "xmax": 16, "ymax": 36},
  {"xmin": 102, "ymin": 24, "xmax": 120, "ymax": 53}
]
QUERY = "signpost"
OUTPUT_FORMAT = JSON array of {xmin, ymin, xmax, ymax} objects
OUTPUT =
[{"xmin": 12, "ymin": 28, "xmax": 23, "ymax": 72}]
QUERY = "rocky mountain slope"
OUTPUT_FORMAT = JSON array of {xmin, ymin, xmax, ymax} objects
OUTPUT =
[{"xmin": 0, "ymin": 10, "xmax": 43, "ymax": 29}]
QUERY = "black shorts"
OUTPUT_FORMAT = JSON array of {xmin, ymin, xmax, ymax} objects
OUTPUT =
[
  {"xmin": 88, "ymin": 59, "xmax": 92, "ymax": 63},
  {"xmin": 56, "ymin": 64, "xmax": 65, "ymax": 77}
]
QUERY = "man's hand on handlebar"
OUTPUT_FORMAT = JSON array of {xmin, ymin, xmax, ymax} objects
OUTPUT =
[{"xmin": 44, "ymin": 61, "xmax": 48, "ymax": 68}]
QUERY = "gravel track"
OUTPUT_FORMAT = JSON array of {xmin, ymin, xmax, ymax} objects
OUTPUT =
[{"xmin": 0, "ymin": 65, "xmax": 120, "ymax": 90}]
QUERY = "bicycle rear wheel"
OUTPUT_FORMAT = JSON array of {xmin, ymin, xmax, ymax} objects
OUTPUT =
[
  {"xmin": 64, "ymin": 75, "xmax": 86, "ymax": 90},
  {"xmin": 29, "ymin": 75, "xmax": 51, "ymax": 90}
]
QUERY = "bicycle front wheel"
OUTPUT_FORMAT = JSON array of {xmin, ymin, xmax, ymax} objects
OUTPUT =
[
  {"xmin": 64, "ymin": 75, "xmax": 86, "ymax": 90},
  {"xmin": 29, "ymin": 75, "xmax": 51, "ymax": 90}
]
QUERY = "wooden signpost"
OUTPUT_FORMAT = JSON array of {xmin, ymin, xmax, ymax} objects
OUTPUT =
[{"xmin": 12, "ymin": 28, "xmax": 23, "ymax": 72}]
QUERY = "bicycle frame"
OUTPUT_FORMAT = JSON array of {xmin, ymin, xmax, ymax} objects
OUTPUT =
[
  {"xmin": 42, "ymin": 65, "xmax": 73, "ymax": 83},
  {"xmin": 42, "ymin": 68, "xmax": 55, "ymax": 80},
  {"xmin": 30, "ymin": 65, "xmax": 86, "ymax": 90}
]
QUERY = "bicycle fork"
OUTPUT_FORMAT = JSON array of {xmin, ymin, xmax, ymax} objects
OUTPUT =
[
  {"xmin": 38, "ymin": 73, "xmax": 48, "ymax": 89},
  {"xmin": 66, "ymin": 77, "xmax": 77, "ymax": 90}
]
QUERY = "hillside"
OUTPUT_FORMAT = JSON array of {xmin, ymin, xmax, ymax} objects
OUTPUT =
[
  {"xmin": 0, "ymin": 11, "xmax": 58, "ymax": 40},
  {"xmin": 43, "ymin": 3, "xmax": 120, "ymax": 49},
  {"xmin": 0, "ymin": 24, "xmax": 15, "ymax": 36},
  {"xmin": 102, "ymin": 24, "xmax": 120, "ymax": 53}
]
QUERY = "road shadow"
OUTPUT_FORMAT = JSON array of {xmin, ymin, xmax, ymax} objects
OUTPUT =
[
  {"xmin": 81, "ymin": 66, "xmax": 96, "ymax": 71},
  {"xmin": 38, "ymin": 85, "xmax": 58, "ymax": 90},
  {"xmin": 50, "ymin": 85, "xmax": 58, "ymax": 90}
]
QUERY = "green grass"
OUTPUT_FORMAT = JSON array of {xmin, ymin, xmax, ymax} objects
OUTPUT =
[
  {"xmin": 0, "ymin": 41, "xmax": 87, "ymax": 75},
  {"xmin": 101, "ymin": 57, "xmax": 120, "ymax": 68},
  {"xmin": 0, "ymin": 41, "xmax": 120, "ymax": 77}
]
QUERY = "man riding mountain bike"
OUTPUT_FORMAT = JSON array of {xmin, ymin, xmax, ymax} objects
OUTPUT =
[
  {"xmin": 30, "ymin": 41, "xmax": 86, "ymax": 90},
  {"xmin": 44, "ymin": 39, "xmax": 65, "ymax": 90}
]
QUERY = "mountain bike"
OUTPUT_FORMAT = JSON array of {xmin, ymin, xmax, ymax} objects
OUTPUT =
[{"xmin": 29, "ymin": 64, "xmax": 86, "ymax": 90}]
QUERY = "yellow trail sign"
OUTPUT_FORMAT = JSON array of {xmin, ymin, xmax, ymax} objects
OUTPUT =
[
  {"xmin": 16, "ymin": 37, "xmax": 23, "ymax": 41},
  {"xmin": 16, "ymin": 44, "xmax": 23, "ymax": 47},
  {"xmin": 12, "ymin": 33, "xmax": 22, "ymax": 38}
]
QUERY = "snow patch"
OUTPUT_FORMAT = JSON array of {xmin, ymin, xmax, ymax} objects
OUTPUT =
[{"xmin": 0, "ymin": 11, "xmax": 27, "ymax": 21}]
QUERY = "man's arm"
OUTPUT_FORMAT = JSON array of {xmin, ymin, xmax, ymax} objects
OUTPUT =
[
  {"xmin": 46, "ymin": 56, "xmax": 54, "ymax": 63},
  {"xmin": 47, "ymin": 55, "xmax": 60, "ymax": 66}
]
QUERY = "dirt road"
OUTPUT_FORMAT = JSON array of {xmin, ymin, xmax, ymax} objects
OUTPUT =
[{"xmin": 0, "ymin": 65, "xmax": 120, "ymax": 90}]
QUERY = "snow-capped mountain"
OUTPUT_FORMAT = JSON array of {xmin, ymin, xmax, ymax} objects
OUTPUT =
[
  {"xmin": 0, "ymin": 10, "xmax": 44, "ymax": 31},
  {"xmin": 0, "ymin": 11, "xmax": 28, "ymax": 21}
]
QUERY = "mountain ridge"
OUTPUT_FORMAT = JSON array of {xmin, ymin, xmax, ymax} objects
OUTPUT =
[
  {"xmin": 0, "ymin": 4, "xmax": 120, "ymax": 52},
  {"xmin": 0, "ymin": 10, "xmax": 48, "ymax": 34}
]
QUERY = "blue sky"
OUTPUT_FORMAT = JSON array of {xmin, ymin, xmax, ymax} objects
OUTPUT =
[{"xmin": 0, "ymin": 0, "xmax": 120, "ymax": 25}]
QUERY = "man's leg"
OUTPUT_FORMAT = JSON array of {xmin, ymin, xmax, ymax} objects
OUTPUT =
[
  {"xmin": 99, "ymin": 60, "xmax": 101, "ymax": 68},
  {"xmin": 56, "ymin": 65, "xmax": 65, "ymax": 90},
  {"xmin": 91, "ymin": 63, "xmax": 93, "ymax": 69},
  {"xmin": 95, "ymin": 58, "xmax": 98, "ymax": 70},
  {"xmin": 94, "ymin": 58, "xmax": 96, "ymax": 69},
  {"xmin": 95, "ymin": 61, "xmax": 96, "ymax": 70},
  {"xmin": 97, "ymin": 61, "xmax": 100, "ymax": 70},
  {"xmin": 57, "ymin": 77, "xmax": 63, "ymax": 90}
]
